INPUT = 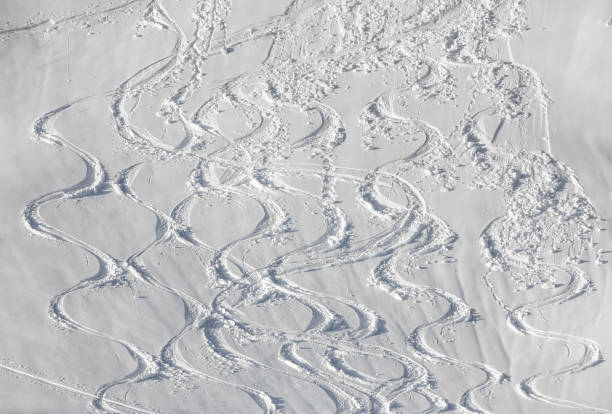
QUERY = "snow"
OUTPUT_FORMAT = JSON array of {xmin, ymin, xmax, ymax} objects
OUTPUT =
[{"xmin": 0, "ymin": 0, "xmax": 611, "ymax": 413}]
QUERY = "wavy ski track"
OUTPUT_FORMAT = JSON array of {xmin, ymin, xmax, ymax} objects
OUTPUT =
[
  {"xmin": 437, "ymin": 6, "xmax": 609, "ymax": 410},
  {"xmin": 357, "ymin": 90, "xmax": 505, "ymax": 414},
  {"xmin": 482, "ymin": 225, "xmax": 610, "ymax": 414},
  {"xmin": 24, "ymin": 103, "xmax": 168, "ymax": 414},
  {"xmin": 469, "ymin": 98, "xmax": 609, "ymax": 411},
  {"xmin": 483, "ymin": 268, "xmax": 609, "ymax": 414}
]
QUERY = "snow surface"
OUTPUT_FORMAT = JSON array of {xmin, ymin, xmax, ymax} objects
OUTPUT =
[{"xmin": 0, "ymin": 0, "xmax": 611, "ymax": 413}]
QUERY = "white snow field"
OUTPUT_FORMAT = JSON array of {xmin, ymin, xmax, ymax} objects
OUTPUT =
[{"xmin": 0, "ymin": 0, "xmax": 611, "ymax": 413}]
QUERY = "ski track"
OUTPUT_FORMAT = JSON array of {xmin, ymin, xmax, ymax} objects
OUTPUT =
[{"xmin": 10, "ymin": 0, "xmax": 609, "ymax": 413}]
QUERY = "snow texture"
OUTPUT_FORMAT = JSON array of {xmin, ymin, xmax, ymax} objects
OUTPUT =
[{"xmin": 0, "ymin": 0, "xmax": 611, "ymax": 413}]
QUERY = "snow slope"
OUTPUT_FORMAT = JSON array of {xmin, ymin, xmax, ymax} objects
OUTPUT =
[{"xmin": 0, "ymin": 0, "xmax": 611, "ymax": 413}]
